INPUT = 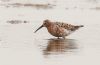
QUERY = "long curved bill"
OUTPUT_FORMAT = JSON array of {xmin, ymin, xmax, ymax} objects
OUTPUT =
[{"xmin": 34, "ymin": 25, "xmax": 43, "ymax": 33}]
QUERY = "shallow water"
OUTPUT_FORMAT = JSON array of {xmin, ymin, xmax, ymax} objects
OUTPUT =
[
  {"xmin": 0, "ymin": 0, "xmax": 100, "ymax": 65},
  {"xmin": 43, "ymin": 39, "xmax": 77, "ymax": 55}
]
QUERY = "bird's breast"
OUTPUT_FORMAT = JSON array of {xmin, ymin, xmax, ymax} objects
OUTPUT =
[{"xmin": 46, "ymin": 25, "xmax": 70, "ymax": 37}]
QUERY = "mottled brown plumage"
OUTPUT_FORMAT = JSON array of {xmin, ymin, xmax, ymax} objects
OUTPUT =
[{"xmin": 34, "ymin": 19, "xmax": 84, "ymax": 39}]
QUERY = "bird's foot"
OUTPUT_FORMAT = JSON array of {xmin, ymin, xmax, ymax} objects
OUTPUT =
[
  {"xmin": 57, "ymin": 37, "xmax": 60, "ymax": 39},
  {"xmin": 63, "ymin": 36, "xmax": 66, "ymax": 39}
]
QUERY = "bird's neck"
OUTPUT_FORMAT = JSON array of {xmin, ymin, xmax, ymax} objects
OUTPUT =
[
  {"xmin": 46, "ymin": 23, "xmax": 55, "ymax": 33},
  {"xmin": 46, "ymin": 22, "xmax": 54, "ymax": 28}
]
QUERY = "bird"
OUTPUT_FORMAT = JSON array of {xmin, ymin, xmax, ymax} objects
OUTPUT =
[{"xmin": 34, "ymin": 19, "xmax": 84, "ymax": 39}]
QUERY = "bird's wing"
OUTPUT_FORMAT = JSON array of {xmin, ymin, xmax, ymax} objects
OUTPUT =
[
  {"xmin": 54, "ymin": 22, "xmax": 84, "ymax": 31},
  {"xmin": 54, "ymin": 22, "xmax": 74, "ymax": 30}
]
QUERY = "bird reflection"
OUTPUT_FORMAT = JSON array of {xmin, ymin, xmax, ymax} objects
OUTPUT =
[{"xmin": 43, "ymin": 39, "xmax": 77, "ymax": 55}]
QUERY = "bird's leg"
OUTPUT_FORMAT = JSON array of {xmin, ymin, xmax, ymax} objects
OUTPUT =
[
  {"xmin": 57, "ymin": 37, "xmax": 60, "ymax": 39},
  {"xmin": 62, "ymin": 36, "xmax": 66, "ymax": 39}
]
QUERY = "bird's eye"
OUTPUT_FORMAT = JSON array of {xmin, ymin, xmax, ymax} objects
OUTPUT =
[
  {"xmin": 44, "ymin": 22, "xmax": 45, "ymax": 24},
  {"xmin": 43, "ymin": 22, "xmax": 46, "ymax": 25}
]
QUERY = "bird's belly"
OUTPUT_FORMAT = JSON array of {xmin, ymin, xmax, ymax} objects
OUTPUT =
[
  {"xmin": 48, "ymin": 27, "xmax": 72, "ymax": 37},
  {"xmin": 64, "ymin": 30, "xmax": 73, "ymax": 35},
  {"xmin": 50, "ymin": 32, "xmax": 63, "ymax": 37},
  {"xmin": 56, "ymin": 30, "xmax": 72, "ymax": 37}
]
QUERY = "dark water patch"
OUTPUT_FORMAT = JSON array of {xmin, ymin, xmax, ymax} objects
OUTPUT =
[
  {"xmin": 65, "ymin": 5, "xmax": 100, "ymax": 10},
  {"xmin": 0, "ymin": 0, "xmax": 10, "ymax": 2},
  {"xmin": 90, "ymin": 7, "xmax": 100, "ymax": 10},
  {"xmin": 43, "ymin": 39, "xmax": 78, "ymax": 56},
  {"xmin": 0, "ymin": 3, "xmax": 55, "ymax": 9},
  {"xmin": 7, "ymin": 20, "xmax": 29, "ymax": 24}
]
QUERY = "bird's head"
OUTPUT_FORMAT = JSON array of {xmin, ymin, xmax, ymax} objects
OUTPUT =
[{"xmin": 34, "ymin": 19, "xmax": 51, "ymax": 33}]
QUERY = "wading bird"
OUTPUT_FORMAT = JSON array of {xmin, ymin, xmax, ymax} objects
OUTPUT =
[{"xmin": 34, "ymin": 19, "xmax": 83, "ymax": 39}]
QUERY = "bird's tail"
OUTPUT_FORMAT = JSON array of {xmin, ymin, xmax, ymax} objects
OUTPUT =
[
  {"xmin": 78, "ymin": 25, "xmax": 84, "ymax": 27},
  {"xmin": 71, "ymin": 25, "xmax": 84, "ymax": 31}
]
